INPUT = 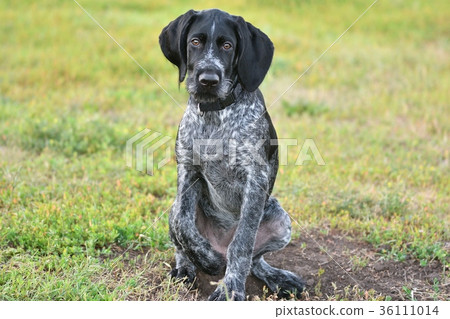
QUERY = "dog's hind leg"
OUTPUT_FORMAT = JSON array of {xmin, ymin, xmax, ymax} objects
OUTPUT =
[
  {"xmin": 168, "ymin": 207, "xmax": 196, "ymax": 283},
  {"xmin": 170, "ymin": 249, "xmax": 196, "ymax": 284},
  {"xmin": 251, "ymin": 197, "xmax": 305, "ymax": 298},
  {"xmin": 169, "ymin": 165, "xmax": 225, "ymax": 276}
]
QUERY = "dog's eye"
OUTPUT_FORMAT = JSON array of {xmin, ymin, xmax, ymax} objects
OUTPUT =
[
  {"xmin": 222, "ymin": 42, "xmax": 232, "ymax": 50},
  {"xmin": 191, "ymin": 38, "xmax": 200, "ymax": 46}
]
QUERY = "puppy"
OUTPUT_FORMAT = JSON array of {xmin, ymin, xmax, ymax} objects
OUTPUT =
[{"xmin": 159, "ymin": 9, "xmax": 305, "ymax": 300}]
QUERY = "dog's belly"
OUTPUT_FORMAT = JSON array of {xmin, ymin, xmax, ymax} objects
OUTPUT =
[{"xmin": 196, "ymin": 168, "xmax": 243, "ymax": 258}]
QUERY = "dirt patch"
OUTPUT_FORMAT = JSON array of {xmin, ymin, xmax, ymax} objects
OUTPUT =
[
  {"xmin": 193, "ymin": 230, "xmax": 448, "ymax": 300},
  {"xmin": 104, "ymin": 230, "xmax": 448, "ymax": 300}
]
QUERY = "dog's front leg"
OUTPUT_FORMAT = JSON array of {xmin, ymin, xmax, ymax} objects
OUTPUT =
[
  {"xmin": 170, "ymin": 165, "xmax": 225, "ymax": 276},
  {"xmin": 208, "ymin": 170, "xmax": 268, "ymax": 301}
]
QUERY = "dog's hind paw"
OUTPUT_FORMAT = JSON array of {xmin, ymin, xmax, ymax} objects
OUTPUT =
[
  {"xmin": 169, "ymin": 267, "xmax": 196, "ymax": 284},
  {"xmin": 273, "ymin": 270, "xmax": 306, "ymax": 299}
]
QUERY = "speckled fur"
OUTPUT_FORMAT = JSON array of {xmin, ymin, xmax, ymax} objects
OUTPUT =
[{"xmin": 160, "ymin": 9, "xmax": 305, "ymax": 300}]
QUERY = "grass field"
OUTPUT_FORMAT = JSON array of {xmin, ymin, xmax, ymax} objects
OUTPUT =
[{"xmin": 0, "ymin": 0, "xmax": 448, "ymax": 300}]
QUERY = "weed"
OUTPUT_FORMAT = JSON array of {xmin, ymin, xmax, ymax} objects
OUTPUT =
[{"xmin": 350, "ymin": 255, "xmax": 369, "ymax": 271}]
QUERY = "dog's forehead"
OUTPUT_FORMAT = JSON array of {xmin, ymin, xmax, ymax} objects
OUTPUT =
[{"xmin": 188, "ymin": 9, "xmax": 236, "ymax": 39}]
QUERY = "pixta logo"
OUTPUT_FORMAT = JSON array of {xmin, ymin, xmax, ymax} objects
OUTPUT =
[{"xmin": 126, "ymin": 129, "xmax": 172, "ymax": 175}]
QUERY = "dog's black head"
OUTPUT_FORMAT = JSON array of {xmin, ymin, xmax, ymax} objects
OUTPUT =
[{"xmin": 159, "ymin": 9, "xmax": 274, "ymax": 103}]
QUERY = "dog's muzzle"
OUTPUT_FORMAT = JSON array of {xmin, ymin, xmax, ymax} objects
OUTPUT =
[{"xmin": 198, "ymin": 70, "xmax": 221, "ymax": 87}]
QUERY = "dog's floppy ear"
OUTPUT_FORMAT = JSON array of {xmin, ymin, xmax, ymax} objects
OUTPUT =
[
  {"xmin": 234, "ymin": 17, "xmax": 274, "ymax": 92},
  {"xmin": 159, "ymin": 10, "xmax": 197, "ymax": 83}
]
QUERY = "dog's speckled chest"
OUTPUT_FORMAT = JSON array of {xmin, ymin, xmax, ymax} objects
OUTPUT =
[
  {"xmin": 175, "ymin": 90, "xmax": 269, "ymax": 216},
  {"xmin": 176, "ymin": 91, "xmax": 268, "ymax": 166}
]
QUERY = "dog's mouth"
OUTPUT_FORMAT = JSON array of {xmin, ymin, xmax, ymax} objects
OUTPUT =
[
  {"xmin": 187, "ymin": 78, "xmax": 233, "ymax": 103},
  {"xmin": 191, "ymin": 86, "xmax": 222, "ymax": 103}
]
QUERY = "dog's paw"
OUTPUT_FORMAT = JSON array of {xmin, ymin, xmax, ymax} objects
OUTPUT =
[
  {"xmin": 169, "ymin": 266, "xmax": 196, "ymax": 285},
  {"xmin": 208, "ymin": 277, "xmax": 245, "ymax": 301},
  {"xmin": 274, "ymin": 270, "xmax": 306, "ymax": 299}
]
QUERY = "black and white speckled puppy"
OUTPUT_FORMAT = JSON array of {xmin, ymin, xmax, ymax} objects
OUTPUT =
[{"xmin": 159, "ymin": 9, "xmax": 305, "ymax": 301}]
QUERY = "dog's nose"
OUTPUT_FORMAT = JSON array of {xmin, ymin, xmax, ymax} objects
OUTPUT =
[{"xmin": 199, "ymin": 72, "xmax": 220, "ymax": 87}]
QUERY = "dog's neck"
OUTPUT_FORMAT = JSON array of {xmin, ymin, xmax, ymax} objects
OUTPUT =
[{"xmin": 195, "ymin": 82, "xmax": 242, "ymax": 114}]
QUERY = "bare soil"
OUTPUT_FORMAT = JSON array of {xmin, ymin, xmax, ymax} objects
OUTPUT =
[
  {"xmin": 107, "ymin": 230, "xmax": 448, "ymax": 300},
  {"xmin": 193, "ymin": 230, "xmax": 449, "ymax": 300}
]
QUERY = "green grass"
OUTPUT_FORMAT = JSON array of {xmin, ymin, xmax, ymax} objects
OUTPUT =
[{"xmin": 0, "ymin": 0, "xmax": 449, "ymax": 300}]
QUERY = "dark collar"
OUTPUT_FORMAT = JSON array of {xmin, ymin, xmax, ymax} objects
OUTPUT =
[{"xmin": 196, "ymin": 83, "xmax": 240, "ymax": 114}]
